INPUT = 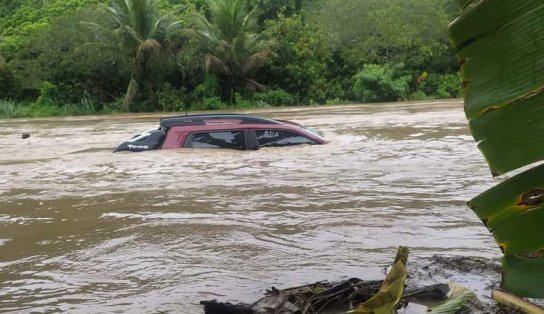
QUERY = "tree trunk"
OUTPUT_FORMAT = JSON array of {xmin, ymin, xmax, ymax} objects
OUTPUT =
[
  {"xmin": 219, "ymin": 75, "xmax": 234, "ymax": 105},
  {"xmin": 123, "ymin": 72, "xmax": 139, "ymax": 112}
]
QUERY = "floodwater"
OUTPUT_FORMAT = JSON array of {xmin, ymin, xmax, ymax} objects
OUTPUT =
[{"xmin": 0, "ymin": 100, "xmax": 502, "ymax": 313}]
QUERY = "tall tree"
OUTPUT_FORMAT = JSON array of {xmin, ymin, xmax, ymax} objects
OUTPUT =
[
  {"xmin": 248, "ymin": 0, "xmax": 303, "ymax": 27},
  {"xmin": 0, "ymin": 54, "xmax": 17, "ymax": 99},
  {"xmin": 192, "ymin": 0, "xmax": 273, "ymax": 104},
  {"xmin": 261, "ymin": 13, "xmax": 334, "ymax": 104},
  {"xmin": 86, "ymin": 0, "xmax": 181, "ymax": 111},
  {"xmin": 312, "ymin": 0, "xmax": 452, "ymax": 67}
]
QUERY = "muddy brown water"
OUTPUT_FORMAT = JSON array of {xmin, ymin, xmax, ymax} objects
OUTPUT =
[{"xmin": 0, "ymin": 100, "xmax": 502, "ymax": 313}]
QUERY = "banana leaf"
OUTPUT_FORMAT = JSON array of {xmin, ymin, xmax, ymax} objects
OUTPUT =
[
  {"xmin": 349, "ymin": 247, "xmax": 409, "ymax": 314},
  {"xmin": 449, "ymin": 0, "xmax": 544, "ymax": 297},
  {"xmin": 468, "ymin": 164, "xmax": 544, "ymax": 298},
  {"xmin": 450, "ymin": 0, "xmax": 544, "ymax": 176},
  {"xmin": 454, "ymin": 0, "xmax": 476, "ymax": 10}
]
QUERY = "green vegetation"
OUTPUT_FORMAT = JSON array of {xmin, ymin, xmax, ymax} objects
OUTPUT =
[
  {"xmin": 0, "ymin": 0, "xmax": 460, "ymax": 117},
  {"xmin": 85, "ymin": 0, "xmax": 183, "ymax": 111},
  {"xmin": 192, "ymin": 0, "xmax": 273, "ymax": 104},
  {"xmin": 450, "ymin": 0, "xmax": 544, "ymax": 298}
]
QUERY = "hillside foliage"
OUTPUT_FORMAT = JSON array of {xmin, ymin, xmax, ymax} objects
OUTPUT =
[{"xmin": 0, "ymin": 0, "xmax": 460, "ymax": 115}]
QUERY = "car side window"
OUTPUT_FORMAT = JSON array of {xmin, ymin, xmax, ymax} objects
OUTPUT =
[
  {"xmin": 256, "ymin": 130, "xmax": 314, "ymax": 147},
  {"xmin": 190, "ymin": 131, "xmax": 245, "ymax": 150}
]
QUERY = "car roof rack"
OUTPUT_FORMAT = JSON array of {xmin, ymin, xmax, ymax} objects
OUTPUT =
[{"xmin": 159, "ymin": 114, "xmax": 282, "ymax": 128}]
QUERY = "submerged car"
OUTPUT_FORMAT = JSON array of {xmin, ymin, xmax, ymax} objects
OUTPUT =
[{"xmin": 114, "ymin": 113, "xmax": 326, "ymax": 152}]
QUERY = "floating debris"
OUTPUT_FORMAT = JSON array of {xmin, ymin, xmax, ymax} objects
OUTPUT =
[{"xmin": 202, "ymin": 248, "xmax": 470, "ymax": 313}]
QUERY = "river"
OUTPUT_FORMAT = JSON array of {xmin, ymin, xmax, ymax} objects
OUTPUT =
[{"xmin": 0, "ymin": 100, "xmax": 502, "ymax": 313}]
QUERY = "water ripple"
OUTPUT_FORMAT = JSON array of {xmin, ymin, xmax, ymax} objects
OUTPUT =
[{"xmin": 0, "ymin": 101, "xmax": 501, "ymax": 313}]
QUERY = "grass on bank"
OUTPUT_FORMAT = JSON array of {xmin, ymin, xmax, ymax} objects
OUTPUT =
[
  {"xmin": 1, "ymin": 79, "xmax": 459, "ymax": 119},
  {"xmin": 0, "ymin": 88, "xmax": 345, "ymax": 119},
  {"xmin": 0, "ymin": 99, "xmax": 113, "ymax": 119}
]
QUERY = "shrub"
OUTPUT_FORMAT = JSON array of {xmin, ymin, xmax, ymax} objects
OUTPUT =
[
  {"xmin": 56, "ymin": 92, "xmax": 98, "ymax": 115},
  {"xmin": 420, "ymin": 73, "xmax": 462, "ymax": 99},
  {"xmin": 35, "ymin": 81, "xmax": 58, "ymax": 107},
  {"xmin": 326, "ymin": 98, "xmax": 349, "ymax": 105},
  {"xmin": 408, "ymin": 91, "xmax": 430, "ymax": 101},
  {"xmin": 76, "ymin": 91, "xmax": 97, "ymax": 114},
  {"xmin": 190, "ymin": 97, "xmax": 226, "ymax": 111},
  {"xmin": 254, "ymin": 89, "xmax": 297, "ymax": 107},
  {"xmin": 193, "ymin": 75, "xmax": 221, "ymax": 100},
  {"xmin": 435, "ymin": 73, "xmax": 462, "ymax": 99},
  {"xmin": 29, "ymin": 102, "xmax": 63, "ymax": 117},
  {"xmin": 232, "ymin": 93, "xmax": 254, "ymax": 109},
  {"xmin": 157, "ymin": 83, "xmax": 188, "ymax": 112},
  {"xmin": 0, "ymin": 99, "xmax": 18, "ymax": 118},
  {"xmin": 352, "ymin": 63, "xmax": 411, "ymax": 103}
]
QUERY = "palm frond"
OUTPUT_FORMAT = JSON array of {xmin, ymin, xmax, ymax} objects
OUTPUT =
[
  {"xmin": 121, "ymin": 25, "xmax": 143, "ymax": 45},
  {"xmin": 204, "ymin": 53, "xmax": 230, "ymax": 75},
  {"xmin": 167, "ymin": 20, "xmax": 183, "ymax": 30},
  {"xmin": 80, "ymin": 21, "xmax": 113, "ymax": 34},
  {"xmin": 242, "ymin": 50, "xmax": 273, "ymax": 74},
  {"xmin": 131, "ymin": 0, "xmax": 157, "ymax": 40},
  {"xmin": 242, "ymin": 4, "xmax": 257, "ymax": 29},
  {"xmin": 140, "ymin": 38, "xmax": 161, "ymax": 51},
  {"xmin": 244, "ymin": 78, "xmax": 266, "ymax": 91},
  {"xmin": 106, "ymin": 0, "xmax": 131, "ymax": 29},
  {"xmin": 191, "ymin": 11, "xmax": 221, "ymax": 44}
]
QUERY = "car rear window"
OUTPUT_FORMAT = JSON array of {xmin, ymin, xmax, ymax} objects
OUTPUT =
[
  {"xmin": 256, "ymin": 130, "xmax": 314, "ymax": 147},
  {"xmin": 190, "ymin": 131, "xmax": 245, "ymax": 150}
]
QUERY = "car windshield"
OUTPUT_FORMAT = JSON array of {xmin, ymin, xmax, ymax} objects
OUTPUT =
[{"xmin": 303, "ymin": 126, "xmax": 324, "ymax": 138}]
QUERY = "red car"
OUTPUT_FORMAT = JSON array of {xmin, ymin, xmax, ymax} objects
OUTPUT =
[{"xmin": 114, "ymin": 114, "xmax": 326, "ymax": 152}]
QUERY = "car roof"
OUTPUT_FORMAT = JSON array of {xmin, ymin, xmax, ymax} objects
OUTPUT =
[{"xmin": 159, "ymin": 114, "xmax": 283, "ymax": 128}]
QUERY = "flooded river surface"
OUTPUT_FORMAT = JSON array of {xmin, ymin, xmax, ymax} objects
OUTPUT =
[{"xmin": 0, "ymin": 100, "xmax": 502, "ymax": 313}]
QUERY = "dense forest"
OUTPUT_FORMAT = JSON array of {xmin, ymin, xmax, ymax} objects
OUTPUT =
[{"xmin": 0, "ymin": 0, "xmax": 460, "ymax": 117}]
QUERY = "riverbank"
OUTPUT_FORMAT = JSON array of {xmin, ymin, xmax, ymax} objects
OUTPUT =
[
  {"xmin": 0, "ymin": 98, "xmax": 460, "ymax": 119},
  {"xmin": 0, "ymin": 99, "xmax": 120, "ymax": 119}
]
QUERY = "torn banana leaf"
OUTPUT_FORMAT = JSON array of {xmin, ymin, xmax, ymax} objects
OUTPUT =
[
  {"xmin": 469, "ymin": 164, "xmax": 544, "ymax": 298},
  {"xmin": 450, "ymin": 0, "xmax": 544, "ymax": 176},
  {"xmin": 349, "ymin": 247, "xmax": 409, "ymax": 314},
  {"xmin": 449, "ymin": 0, "xmax": 544, "ymax": 298}
]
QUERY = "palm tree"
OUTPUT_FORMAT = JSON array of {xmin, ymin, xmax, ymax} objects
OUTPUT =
[
  {"xmin": 85, "ymin": 0, "xmax": 181, "ymax": 111},
  {"xmin": 193, "ymin": 0, "xmax": 273, "ymax": 104}
]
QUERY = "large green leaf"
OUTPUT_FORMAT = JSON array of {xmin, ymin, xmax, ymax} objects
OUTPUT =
[
  {"xmin": 468, "ymin": 164, "xmax": 544, "ymax": 297},
  {"xmin": 454, "ymin": 0, "xmax": 476, "ymax": 10},
  {"xmin": 449, "ymin": 0, "xmax": 544, "ymax": 298},
  {"xmin": 450, "ymin": 0, "xmax": 544, "ymax": 176}
]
